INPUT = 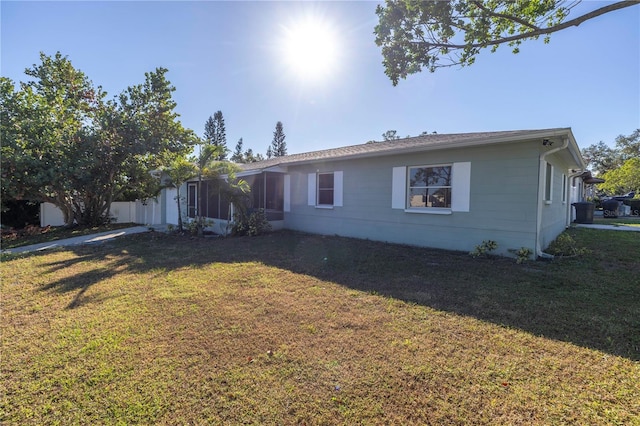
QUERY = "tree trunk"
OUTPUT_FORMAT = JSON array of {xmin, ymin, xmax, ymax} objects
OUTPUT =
[{"xmin": 176, "ymin": 187, "xmax": 184, "ymax": 233}]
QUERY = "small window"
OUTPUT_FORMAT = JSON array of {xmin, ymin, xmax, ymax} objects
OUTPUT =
[
  {"xmin": 317, "ymin": 173, "xmax": 334, "ymax": 206},
  {"xmin": 562, "ymin": 173, "xmax": 567, "ymax": 203},
  {"xmin": 407, "ymin": 165, "xmax": 452, "ymax": 209},
  {"xmin": 544, "ymin": 162, "xmax": 553, "ymax": 202}
]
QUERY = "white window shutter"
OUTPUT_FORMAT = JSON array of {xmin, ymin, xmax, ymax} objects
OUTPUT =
[
  {"xmin": 333, "ymin": 171, "xmax": 343, "ymax": 207},
  {"xmin": 391, "ymin": 167, "xmax": 406, "ymax": 209},
  {"xmin": 308, "ymin": 173, "xmax": 316, "ymax": 206},
  {"xmin": 283, "ymin": 175, "xmax": 291, "ymax": 212},
  {"xmin": 451, "ymin": 162, "xmax": 471, "ymax": 212}
]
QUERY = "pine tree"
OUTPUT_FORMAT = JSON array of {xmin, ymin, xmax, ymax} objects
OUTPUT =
[
  {"xmin": 203, "ymin": 110, "xmax": 227, "ymax": 160},
  {"xmin": 270, "ymin": 121, "xmax": 287, "ymax": 157},
  {"xmin": 231, "ymin": 138, "xmax": 244, "ymax": 163},
  {"xmin": 266, "ymin": 146, "xmax": 273, "ymax": 159}
]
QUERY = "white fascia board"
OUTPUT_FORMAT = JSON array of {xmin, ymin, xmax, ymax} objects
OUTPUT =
[{"xmin": 235, "ymin": 165, "xmax": 288, "ymax": 178}]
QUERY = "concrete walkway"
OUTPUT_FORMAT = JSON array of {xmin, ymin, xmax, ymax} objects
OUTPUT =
[
  {"xmin": 1, "ymin": 226, "xmax": 151, "ymax": 255},
  {"xmin": 574, "ymin": 223, "xmax": 640, "ymax": 232}
]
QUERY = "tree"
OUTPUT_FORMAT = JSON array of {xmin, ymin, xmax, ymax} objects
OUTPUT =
[
  {"xmin": 581, "ymin": 141, "xmax": 622, "ymax": 176},
  {"xmin": 231, "ymin": 137, "xmax": 244, "ymax": 163},
  {"xmin": 203, "ymin": 110, "xmax": 227, "ymax": 160},
  {"xmin": 581, "ymin": 129, "xmax": 640, "ymax": 176},
  {"xmin": 243, "ymin": 148, "xmax": 264, "ymax": 163},
  {"xmin": 615, "ymin": 128, "xmax": 640, "ymax": 161},
  {"xmin": 1, "ymin": 52, "xmax": 194, "ymax": 226},
  {"xmin": 161, "ymin": 157, "xmax": 197, "ymax": 233},
  {"xmin": 382, "ymin": 130, "xmax": 400, "ymax": 141},
  {"xmin": 269, "ymin": 121, "xmax": 287, "ymax": 157},
  {"xmin": 191, "ymin": 139, "xmax": 248, "ymax": 236},
  {"xmin": 598, "ymin": 158, "xmax": 640, "ymax": 196},
  {"xmin": 374, "ymin": 1, "xmax": 639, "ymax": 85}
]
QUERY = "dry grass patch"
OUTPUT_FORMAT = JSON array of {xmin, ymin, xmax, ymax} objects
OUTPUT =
[{"xmin": 1, "ymin": 230, "xmax": 639, "ymax": 424}]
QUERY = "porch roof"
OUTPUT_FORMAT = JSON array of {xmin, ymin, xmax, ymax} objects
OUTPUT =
[{"xmin": 237, "ymin": 128, "xmax": 584, "ymax": 173}]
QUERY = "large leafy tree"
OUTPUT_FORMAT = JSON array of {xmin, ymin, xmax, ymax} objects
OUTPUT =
[
  {"xmin": 581, "ymin": 141, "xmax": 622, "ymax": 176},
  {"xmin": 374, "ymin": 1, "xmax": 639, "ymax": 85},
  {"xmin": 615, "ymin": 128, "xmax": 640, "ymax": 161},
  {"xmin": 1, "ymin": 52, "xmax": 193, "ymax": 226},
  {"xmin": 581, "ymin": 129, "xmax": 640, "ymax": 176},
  {"xmin": 203, "ymin": 110, "xmax": 227, "ymax": 160},
  {"xmin": 598, "ymin": 158, "xmax": 640, "ymax": 196}
]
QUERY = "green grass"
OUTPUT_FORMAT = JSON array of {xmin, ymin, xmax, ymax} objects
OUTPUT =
[
  {"xmin": 1, "ymin": 223, "xmax": 137, "ymax": 249},
  {"xmin": 2, "ymin": 229, "xmax": 639, "ymax": 424}
]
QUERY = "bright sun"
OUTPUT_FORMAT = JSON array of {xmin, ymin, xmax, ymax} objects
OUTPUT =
[{"xmin": 281, "ymin": 17, "xmax": 339, "ymax": 82}]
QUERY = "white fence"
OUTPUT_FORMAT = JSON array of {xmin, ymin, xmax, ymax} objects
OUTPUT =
[{"xmin": 40, "ymin": 189, "xmax": 179, "ymax": 227}]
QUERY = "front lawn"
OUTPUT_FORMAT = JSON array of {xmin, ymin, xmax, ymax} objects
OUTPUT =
[{"xmin": 1, "ymin": 229, "xmax": 638, "ymax": 424}]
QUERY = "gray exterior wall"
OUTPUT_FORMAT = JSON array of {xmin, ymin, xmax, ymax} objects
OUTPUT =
[
  {"xmin": 283, "ymin": 140, "xmax": 546, "ymax": 256},
  {"xmin": 539, "ymin": 150, "xmax": 573, "ymax": 250}
]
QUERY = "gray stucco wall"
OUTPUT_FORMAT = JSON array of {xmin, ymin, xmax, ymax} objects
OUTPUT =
[{"xmin": 283, "ymin": 140, "xmax": 545, "ymax": 256}]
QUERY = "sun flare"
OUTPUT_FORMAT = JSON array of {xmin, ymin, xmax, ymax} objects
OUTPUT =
[{"xmin": 281, "ymin": 17, "xmax": 339, "ymax": 82}]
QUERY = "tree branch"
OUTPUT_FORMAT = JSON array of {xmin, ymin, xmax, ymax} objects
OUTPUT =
[
  {"xmin": 417, "ymin": 1, "xmax": 639, "ymax": 49},
  {"xmin": 470, "ymin": 1, "xmax": 540, "ymax": 31}
]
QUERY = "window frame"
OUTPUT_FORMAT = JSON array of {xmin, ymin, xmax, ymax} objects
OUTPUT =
[
  {"xmin": 316, "ymin": 172, "xmax": 335, "ymax": 207},
  {"xmin": 544, "ymin": 162, "xmax": 553, "ymax": 204},
  {"xmin": 406, "ymin": 164, "xmax": 453, "ymax": 211}
]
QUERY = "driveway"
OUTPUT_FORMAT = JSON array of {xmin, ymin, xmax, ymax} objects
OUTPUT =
[{"xmin": 1, "ymin": 226, "xmax": 151, "ymax": 254}]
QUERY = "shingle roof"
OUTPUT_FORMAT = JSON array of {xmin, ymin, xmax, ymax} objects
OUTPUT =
[{"xmin": 238, "ymin": 128, "xmax": 573, "ymax": 172}]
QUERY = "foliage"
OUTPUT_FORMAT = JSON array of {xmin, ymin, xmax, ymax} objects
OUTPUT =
[
  {"xmin": 615, "ymin": 128, "xmax": 640, "ymax": 161},
  {"xmin": 581, "ymin": 141, "xmax": 622, "ymax": 176},
  {"xmin": 374, "ymin": 1, "xmax": 638, "ymax": 85},
  {"xmin": 160, "ymin": 157, "xmax": 197, "ymax": 233},
  {"xmin": 190, "ymin": 141, "xmax": 250, "ymax": 237},
  {"xmin": 546, "ymin": 232, "xmax": 590, "ymax": 257},
  {"xmin": 203, "ymin": 110, "xmax": 227, "ymax": 160},
  {"xmin": 231, "ymin": 137, "xmax": 244, "ymax": 163},
  {"xmin": 233, "ymin": 208, "xmax": 272, "ymax": 236},
  {"xmin": 597, "ymin": 158, "xmax": 640, "ymax": 196},
  {"xmin": 244, "ymin": 148, "xmax": 264, "ymax": 163},
  {"xmin": 510, "ymin": 247, "xmax": 533, "ymax": 264},
  {"xmin": 382, "ymin": 130, "xmax": 400, "ymax": 141},
  {"xmin": 269, "ymin": 121, "xmax": 287, "ymax": 157},
  {"xmin": 469, "ymin": 240, "xmax": 498, "ymax": 258},
  {"xmin": 582, "ymin": 128, "xmax": 639, "ymax": 178},
  {"xmin": 0, "ymin": 52, "xmax": 194, "ymax": 226}
]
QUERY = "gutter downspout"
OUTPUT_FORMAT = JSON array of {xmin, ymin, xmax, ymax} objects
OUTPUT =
[{"xmin": 536, "ymin": 137, "xmax": 570, "ymax": 259}]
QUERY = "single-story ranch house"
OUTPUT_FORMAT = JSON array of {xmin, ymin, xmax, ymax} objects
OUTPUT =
[
  {"xmin": 39, "ymin": 127, "xmax": 589, "ymax": 258},
  {"xmin": 183, "ymin": 127, "xmax": 587, "ymax": 258}
]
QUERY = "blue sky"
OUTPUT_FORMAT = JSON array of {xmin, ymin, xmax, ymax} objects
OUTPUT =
[{"xmin": 2, "ymin": 1, "xmax": 639, "ymax": 156}]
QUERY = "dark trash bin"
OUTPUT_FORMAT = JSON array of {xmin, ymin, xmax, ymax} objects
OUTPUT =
[
  {"xmin": 602, "ymin": 199, "xmax": 621, "ymax": 218},
  {"xmin": 572, "ymin": 202, "xmax": 594, "ymax": 224}
]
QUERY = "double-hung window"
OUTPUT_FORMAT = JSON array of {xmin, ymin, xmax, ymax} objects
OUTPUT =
[
  {"xmin": 317, "ymin": 173, "xmax": 334, "ymax": 206},
  {"xmin": 308, "ymin": 171, "xmax": 343, "ymax": 208},
  {"xmin": 408, "ymin": 165, "xmax": 452, "ymax": 209}
]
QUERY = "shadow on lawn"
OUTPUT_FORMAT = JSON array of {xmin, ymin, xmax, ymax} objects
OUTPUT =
[{"xmin": 24, "ymin": 230, "xmax": 640, "ymax": 360}]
